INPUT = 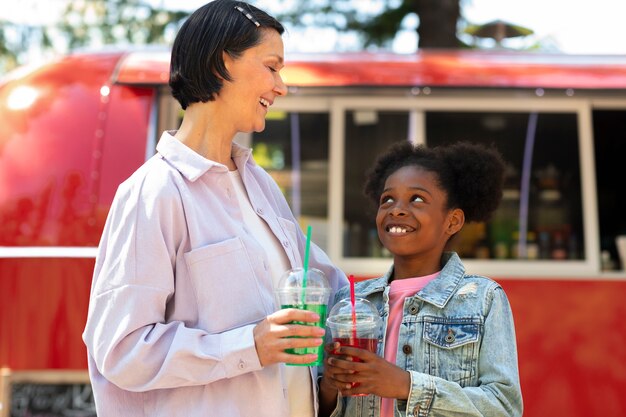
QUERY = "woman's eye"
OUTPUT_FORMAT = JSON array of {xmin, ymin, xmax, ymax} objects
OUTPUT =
[{"xmin": 267, "ymin": 66, "xmax": 277, "ymax": 72}]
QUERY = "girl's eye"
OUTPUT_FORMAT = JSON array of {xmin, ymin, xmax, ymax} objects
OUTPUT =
[
  {"xmin": 411, "ymin": 195, "xmax": 424, "ymax": 203},
  {"xmin": 380, "ymin": 195, "xmax": 393, "ymax": 205}
]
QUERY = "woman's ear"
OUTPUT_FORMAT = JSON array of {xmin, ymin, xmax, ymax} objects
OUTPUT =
[
  {"xmin": 446, "ymin": 208, "xmax": 465, "ymax": 236},
  {"xmin": 222, "ymin": 51, "xmax": 233, "ymax": 75}
]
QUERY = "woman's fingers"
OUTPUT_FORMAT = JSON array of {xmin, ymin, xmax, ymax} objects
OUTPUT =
[
  {"xmin": 270, "ymin": 308, "xmax": 323, "ymax": 325},
  {"xmin": 279, "ymin": 335, "xmax": 324, "ymax": 350},
  {"xmin": 253, "ymin": 309, "xmax": 326, "ymax": 366}
]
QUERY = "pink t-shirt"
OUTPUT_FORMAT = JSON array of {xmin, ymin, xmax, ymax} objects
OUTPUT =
[{"xmin": 381, "ymin": 272, "xmax": 439, "ymax": 417}]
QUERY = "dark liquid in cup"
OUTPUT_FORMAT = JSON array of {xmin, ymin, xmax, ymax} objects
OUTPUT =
[
  {"xmin": 332, "ymin": 337, "xmax": 378, "ymax": 356},
  {"xmin": 332, "ymin": 337, "xmax": 378, "ymax": 395}
]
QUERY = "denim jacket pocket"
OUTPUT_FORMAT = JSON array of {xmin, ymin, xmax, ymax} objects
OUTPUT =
[
  {"xmin": 422, "ymin": 316, "xmax": 482, "ymax": 385},
  {"xmin": 423, "ymin": 316, "xmax": 481, "ymax": 348}
]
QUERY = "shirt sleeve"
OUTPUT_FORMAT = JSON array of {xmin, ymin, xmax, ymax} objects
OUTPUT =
[
  {"xmin": 402, "ymin": 285, "xmax": 523, "ymax": 417},
  {"xmin": 83, "ymin": 169, "xmax": 263, "ymax": 392}
]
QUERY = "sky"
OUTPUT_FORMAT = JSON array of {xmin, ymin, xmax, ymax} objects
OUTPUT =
[
  {"xmin": 461, "ymin": 0, "xmax": 626, "ymax": 55},
  {"xmin": 1, "ymin": 0, "xmax": 626, "ymax": 62}
]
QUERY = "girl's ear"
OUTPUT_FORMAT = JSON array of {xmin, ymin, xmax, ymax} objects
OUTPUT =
[{"xmin": 446, "ymin": 208, "xmax": 465, "ymax": 236}]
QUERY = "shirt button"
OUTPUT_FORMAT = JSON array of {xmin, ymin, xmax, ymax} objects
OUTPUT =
[
  {"xmin": 402, "ymin": 344, "xmax": 412, "ymax": 354},
  {"xmin": 408, "ymin": 305, "xmax": 419, "ymax": 315},
  {"xmin": 283, "ymin": 240, "xmax": 290, "ymax": 248},
  {"xmin": 256, "ymin": 207, "xmax": 264, "ymax": 215},
  {"xmin": 238, "ymin": 360, "xmax": 245, "ymax": 369}
]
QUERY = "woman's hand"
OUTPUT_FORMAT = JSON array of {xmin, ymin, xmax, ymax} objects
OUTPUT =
[
  {"xmin": 323, "ymin": 344, "xmax": 411, "ymax": 399},
  {"xmin": 253, "ymin": 308, "xmax": 325, "ymax": 366}
]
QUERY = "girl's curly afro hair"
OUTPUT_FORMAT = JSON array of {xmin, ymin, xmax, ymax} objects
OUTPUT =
[{"xmin": 363, "ymin": 141, "xmax": 505, "ymax": 223}]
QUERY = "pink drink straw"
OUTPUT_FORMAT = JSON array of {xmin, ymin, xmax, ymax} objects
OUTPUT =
[
  {"xmin": 349, "ymin": 275, "xmax": 357, "ymax": 342},
  {"xmin": 301, "ymin": 225, "xmax": 312, "ymax": 305}
]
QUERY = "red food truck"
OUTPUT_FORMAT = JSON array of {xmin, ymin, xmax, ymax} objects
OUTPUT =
[{"xmin": 1, "ymin": 49, "xmax": 626, "ymax": 416}]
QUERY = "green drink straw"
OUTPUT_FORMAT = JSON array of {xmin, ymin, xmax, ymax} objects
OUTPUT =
[{"xmin": 301, "ymin": 225, "xmax": 312, "ymax": 305}]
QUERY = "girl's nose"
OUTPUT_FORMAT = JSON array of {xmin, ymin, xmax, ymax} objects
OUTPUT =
[{"xmin": 389, "ymin": 204, "xmax": 407, "ymax": 216}]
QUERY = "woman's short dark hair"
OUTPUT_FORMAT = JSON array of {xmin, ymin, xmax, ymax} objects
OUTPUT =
[
  {"xmin": 169, "ymin": 0, "xmax": 284, "ymax": 110},
  {"xmin": 364, "ymin": 141, "xmax": 506, "ymax": 223}
]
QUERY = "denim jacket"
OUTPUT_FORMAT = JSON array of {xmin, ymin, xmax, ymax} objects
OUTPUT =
[{"xmin": 328, "ymin": 252, "xmax": 523, "ymax": 417}]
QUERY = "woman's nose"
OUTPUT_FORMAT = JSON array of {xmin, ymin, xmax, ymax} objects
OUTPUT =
[{"xmin": 274, "ymin": 73, "xmax": 287, "ymax": 96}]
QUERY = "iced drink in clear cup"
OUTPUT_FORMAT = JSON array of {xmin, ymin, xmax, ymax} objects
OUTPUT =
[
  {"xmin": 326, "ymin": 297, "xmax": 382, "ymax": 394},
  {"xmin": 276, "ymin": 267, "xmax": 331, "ymax": 366}
]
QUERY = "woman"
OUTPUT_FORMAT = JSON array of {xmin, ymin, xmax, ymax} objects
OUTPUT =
[
  {"xmin": 83, "ymin": 1, "xmax": 346, "ymax": 416},
  {"xmin": 320, "ymin": 141, "xmax": 522, "ymax": 417}
]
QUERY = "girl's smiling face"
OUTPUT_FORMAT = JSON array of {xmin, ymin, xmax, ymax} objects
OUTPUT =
[{"xmin": 376, "ymin": 165, "xmax": 464, "ymax": 276}]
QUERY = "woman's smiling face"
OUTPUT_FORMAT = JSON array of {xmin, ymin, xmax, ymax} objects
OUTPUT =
[
  {"xmin": 219, "ymin": 29, "xmax": 287, "ymax": 133},
  {"xmin": 376, "ymin": 165, "xmax": 462, "ymax": 268}
]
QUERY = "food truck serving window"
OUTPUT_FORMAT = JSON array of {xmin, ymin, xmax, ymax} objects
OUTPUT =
[
  {"xmin": 156, "ymin": 88, "xmax": 602, "ymax": 276},
  {"xmin": 342, "ymin": 107, "xmax": 584, "ymax": 264}
]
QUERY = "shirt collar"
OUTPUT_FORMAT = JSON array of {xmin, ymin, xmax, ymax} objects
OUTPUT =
[{"xmin": 156, "ymin": 131, "xmax": 255, "ymax": 181}]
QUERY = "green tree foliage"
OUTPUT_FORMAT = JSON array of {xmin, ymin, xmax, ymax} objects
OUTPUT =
[
  {"xmin": 0, "ymin": 20, "xmax": 50, "ymax": 73},
  {"xmin": 58, "ymin": 0, "xmax": 188, "ymax": 50},
  {"xmin": 0, "ymin": 0, "xmax": 468, "ymax": 74},
  {"xmin": 0, "ymin": 0, "xmax": 189, "ymax": 74},
  {"xmin": 0, "ymin": 22, "xmax": 19, "ymax": 72},
  {"xmin": 270, "ymin": 0, "xmax": 463, "ymax": 50}
]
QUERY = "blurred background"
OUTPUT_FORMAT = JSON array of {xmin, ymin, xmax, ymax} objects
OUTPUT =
[
  {"xmin": 2, "ymin": 0, "xmax": 626, "ymax": 73},
  {"xmin": 2, "ymin": 1, "xmax": 626, "ymax": 417}
]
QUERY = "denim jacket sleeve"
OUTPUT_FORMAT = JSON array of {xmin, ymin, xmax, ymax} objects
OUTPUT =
[{"xmin": 402, "ymin": 284, "xmax": 523, "ymax": 417}]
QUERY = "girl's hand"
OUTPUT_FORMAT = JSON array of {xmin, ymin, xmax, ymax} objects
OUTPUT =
[
  {"xmin": 324, "ymin": 345, "xmax": 411, "ymax": 399},
  {"xmin": 253, "ymin": 309, "xmax": 325, "ymax": 366}
]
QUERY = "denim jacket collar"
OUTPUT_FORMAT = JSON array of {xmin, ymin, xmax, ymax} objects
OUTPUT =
[{"xmin": 355, "ymin": 252, "xmax": 466, "ymax": 309}]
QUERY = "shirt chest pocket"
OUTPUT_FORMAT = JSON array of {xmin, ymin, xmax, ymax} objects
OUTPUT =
[
  {"xmin": 422, "ymin": 316, "xmax": 482, "ymax": 386},
  {"xmin": 184, "ymin": 237, "xmax": 268, "ymax": 333}
]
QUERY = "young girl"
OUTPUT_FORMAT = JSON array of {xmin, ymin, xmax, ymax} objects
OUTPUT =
[{"xmin": 319, "ymin": 141, "xmax": 523, "ymax": 417}]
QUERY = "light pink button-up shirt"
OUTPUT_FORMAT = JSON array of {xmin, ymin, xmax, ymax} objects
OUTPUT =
[{"xmin": 83, "ymin": 131, "xmax": 346, "ymax": 417}]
